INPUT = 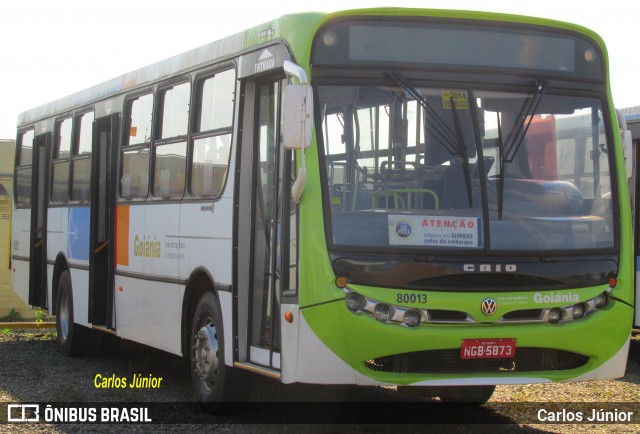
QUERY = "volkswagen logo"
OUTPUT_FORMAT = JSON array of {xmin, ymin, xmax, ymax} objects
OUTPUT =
[{"xmin": 481, "ymin": 298, "xmax": 497, "ymax": 316}]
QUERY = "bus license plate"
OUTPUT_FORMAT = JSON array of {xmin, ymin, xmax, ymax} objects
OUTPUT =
[{"xmin": 460, "ymin": 338, "xmax": 516, "ymax": 359}]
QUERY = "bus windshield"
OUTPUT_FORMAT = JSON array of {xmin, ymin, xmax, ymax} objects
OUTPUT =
[{"xmin": 319, "ymin": 83, "xmax": 614, "ymax": 253}]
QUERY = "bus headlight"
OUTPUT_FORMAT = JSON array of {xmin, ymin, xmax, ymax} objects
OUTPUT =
[
  {"xmin": 571, "ymin": 303, "xmax": 586, "ymax": 320},
  {"xmin": 593, "ymin": 292, "xmax": 608, "ymax": 309},
  {"xmin": 548, "ymin": 308, "xmax": 562, "ymax": 324},
  {"xmin": 345, "ymin": 292, "xmax": 366, "ymax": 312},
  {"xmin": 374, "ymin": 304, "xmax": 393, "ymax": 322},
  {"xmin": 403, "ymin": 309, "xmax": 421, "ymax": 327}
]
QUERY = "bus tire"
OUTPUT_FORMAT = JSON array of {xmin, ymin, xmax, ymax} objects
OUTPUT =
[
  {"xmin": 55, "ymin": 270, "xmax": 91, "ymax": 357},
  {"xmin": 437, "ymin": 385, "xmax": 495, "ymax": 404},
  {"xmin": 190, "ymin": 292, "xmax": 250, "ymax": 412}
]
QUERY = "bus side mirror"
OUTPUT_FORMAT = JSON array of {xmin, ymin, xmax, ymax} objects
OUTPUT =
[
  {"xmin": 624, "ymin": 129, "xmax": 633, "ymax": 179},
  {"xmin": 616, "ymin": 109, "xmax": 633, "ymax": 180},
  {"xmin": 282, "ymin": 83, "xmax": 313, "ymax": 150}
]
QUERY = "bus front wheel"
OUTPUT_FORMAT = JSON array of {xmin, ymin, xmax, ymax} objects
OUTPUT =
[{"xmin": 189, "ymin": 292, "xmax": 250, "ymax": 412}]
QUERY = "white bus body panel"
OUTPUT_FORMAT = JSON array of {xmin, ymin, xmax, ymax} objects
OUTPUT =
[
  {"xmin": 46, "ymin": 207, "xmax": 68, "ymax": 261},
  {"xmin": 178, "ymin": 198, "xmax": 234, "ymax": 283},
  {"xmin": 287, "ymin": 308, "xmax": 357, "ymax": 385},
  {"xmin": 46, "ymin": 264, "xmax": 54, "ymax": 312},
  {"xmin": 114, "ymin": 196, "xmax": 235, "ymax": 355},
  {"xmin": 69, "ymin": 268, "xmax": 90, "ymax": 327},
  {"xmin": 218, "ymin": 291, "xmax": 234, "ymax": 364},
  {"xmin": 117, "ymin": 204, "xmax": 180, "ymax": 277},
  {"xmin": 115, "ymin": 275, "xmax": 182, "ymax": 355},
  {"xmin": 11, "ymin": 208, "xmax": 31, "ymax": 305},
  {"xmin": 46, "ymin": 207, "xmax": 68, "ymax": 314}
]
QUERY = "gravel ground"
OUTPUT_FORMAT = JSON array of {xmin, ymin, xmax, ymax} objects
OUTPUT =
[{"xmin": 0, "ymin": 328, "xmax": 639, "ymax": 433}]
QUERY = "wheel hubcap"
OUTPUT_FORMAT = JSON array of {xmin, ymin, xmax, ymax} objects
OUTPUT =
[{"xmin": 193, "ymin": 321, "xmax": 219, "ymax": 387}]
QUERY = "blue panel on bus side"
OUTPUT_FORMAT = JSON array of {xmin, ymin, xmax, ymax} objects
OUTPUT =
[{"xmin": 68, "ymin": 207, "xmax": 90, "ymax": 261}]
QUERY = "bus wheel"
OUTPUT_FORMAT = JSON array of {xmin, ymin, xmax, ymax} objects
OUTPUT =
[
  {"xmin": 437, "ymin": 385, "xmax": 495, "ymax": 404},
  {"xmin": 56, "ymin": 270, "xmax": 91, "ymax": 357},
  {"xmin": 190, "ymin": 292, "xmax": 250, "ymax": 412}
]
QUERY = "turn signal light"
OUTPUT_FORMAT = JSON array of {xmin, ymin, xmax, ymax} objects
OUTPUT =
[{"xmin": 335, "ymin": 276, "xmax": 348, "ymax": 288}]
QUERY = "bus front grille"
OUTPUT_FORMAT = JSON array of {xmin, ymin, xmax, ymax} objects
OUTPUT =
[{"xmin": 364, "ymin": 348, "xmax": 589, "ymax": 374}]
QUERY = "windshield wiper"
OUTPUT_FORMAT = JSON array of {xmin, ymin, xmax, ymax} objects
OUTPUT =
[
  {"xmin": 449, "ymin": 95, "xmax": 473, "ymax": 207},
  {"xmin": 386, "ymin": 72, "xmax": 473, "ymax": 206},
  {"xmin": 386, "ymin": 72, "xmax": 462, "ymax": 157},
  {"xmin": 497, "ymin": 80, "xmax": 548, "ymax": 218}
]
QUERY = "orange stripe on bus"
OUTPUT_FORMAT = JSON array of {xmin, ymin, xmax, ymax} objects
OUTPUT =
[{"xmin": 116, "ymin": 206, "xmax": 130, "ymax": 266}]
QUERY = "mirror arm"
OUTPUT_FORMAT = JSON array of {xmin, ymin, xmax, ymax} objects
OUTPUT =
[
  {"xmin": 284, "ymin": 60, "xmax": 308, "ymax": 84},
  {"xmin": 617, "ymin": 109, "xmax": 634, "ymax": 180}
]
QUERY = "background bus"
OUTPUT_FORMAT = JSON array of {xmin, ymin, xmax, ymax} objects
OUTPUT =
[
  {"xmin": 621, "ymin": 106, "xmax": 640, "ymax": 328},
  {"xmin": 12, "ymin": 8, "xmax": 633, "ymax": 405}
]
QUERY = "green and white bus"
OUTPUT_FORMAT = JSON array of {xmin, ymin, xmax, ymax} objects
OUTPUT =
[{"xmin": 12, "ymin": 8, "xmax": 633, "ymax": 404}]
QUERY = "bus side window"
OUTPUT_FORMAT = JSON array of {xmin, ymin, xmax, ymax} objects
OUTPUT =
[
  {"xmin": 51, "ymin": 117, "xmax": 72, "ymax": 204},
  {"xmin": 121, "ymin": 93, "xmax": 152, "ymax": 200},
  {"xmin": 15, "ymin": 129, "xmax": 35, "ymax": 208},
  {"xmin": 152, "ymin": 82, "xmax": 189, "ymax": 199},
  {"xmin": 190, "ymin": 68, "xmax": 235, "ymax": 198},
  {"xmin": 70, "ymin": 111, "xmax": 94, "ymax": 203}
]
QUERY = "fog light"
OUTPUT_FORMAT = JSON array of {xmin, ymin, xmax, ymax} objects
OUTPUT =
[
  {"xmin": 403, "ymin": 309, "xmax": 421, "ymax": 327},
  {"xmin": 373, "ymin": 304, "xmax": 392, "ymax": 322},
  {"xmin": 571, "ymin": 303, "xmax": 586, "ymax": 320},
  {"xmin": 593, "ymin": 292, "xmax": 608, "ymax": 309},
  {"xmin": 345, "ymin": 292, "xmax": 366, "ymax": 312},
  {"xmin": 548, "ymin": 308, "xmax": 562, "ymax": 324}
]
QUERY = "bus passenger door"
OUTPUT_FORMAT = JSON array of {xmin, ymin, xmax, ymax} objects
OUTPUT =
[
  {"xmin": 239, "ymin": 78, "xmax": 296, "ymax": 371},
  {"xmin": 89, "ymin": 115, "xmax": 119, "ymax": 329},
  {"xmin": 28, "ymin": 133, "xmax": 51, "ymax": 308}
]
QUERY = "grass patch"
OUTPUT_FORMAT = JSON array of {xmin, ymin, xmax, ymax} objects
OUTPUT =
[{"xmin": 0, "ymin": 308, "xmax": 22, "ymax": 322}]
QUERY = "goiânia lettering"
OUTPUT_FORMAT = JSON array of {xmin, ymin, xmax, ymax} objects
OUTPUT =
[{"xmin": 133, "ymin": 235, "xmax": 161, "ymax": 258}]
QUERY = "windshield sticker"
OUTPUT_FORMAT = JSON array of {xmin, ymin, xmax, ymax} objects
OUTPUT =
[
  {"xmin": 442, "ymin": 91, "xmax": 469, "ymax": 110},
  {"xmin": 388, "ymin": 215, "xmax": 482, "ymax": 248}
]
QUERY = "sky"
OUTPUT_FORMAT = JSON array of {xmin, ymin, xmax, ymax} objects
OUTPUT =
[{"xmin": 0, "ymin": 0, "xmax": 637, "ymax": 140}]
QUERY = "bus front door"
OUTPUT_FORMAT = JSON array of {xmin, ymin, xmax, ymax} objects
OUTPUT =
[
  {"xmin": 248, "ymin": 79, "xmax": 283, "ymax": 370},
  {"xmin": 28, "ymin": 133, "xmax": 50, "ymax": 308},
  {"xmin": 88, "ymin": 115, "xmax": 118, "ymax": 329},
  {"xmin": 236, "ymin": 76, "xmax": 299, "ymax": 373}
]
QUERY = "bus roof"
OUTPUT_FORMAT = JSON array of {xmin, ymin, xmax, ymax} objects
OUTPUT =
[
  {"xmin": 622, "ymin": 106, "xmax": 640, "ymax": 124},
  {"xmin": 16, "ymin": 12, "xmax": 325, "ymax": 129},
  {"xmin": 17, "ymin": 8, "xmax": 603, "ymax": 129}
]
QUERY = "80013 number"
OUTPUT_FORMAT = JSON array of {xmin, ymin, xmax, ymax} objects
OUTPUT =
[{"xmin": 396, "ymin": 293, "xmax": 428, "ymax": 304}]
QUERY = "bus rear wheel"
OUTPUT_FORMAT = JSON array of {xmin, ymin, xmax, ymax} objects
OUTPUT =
[
  {"xmin": 189, "ymin": 292, "xmax": 250, "ymax": 412},
  {"xmin": 56, "ymin": 270, "xmax": 91, "ymax": 357}
]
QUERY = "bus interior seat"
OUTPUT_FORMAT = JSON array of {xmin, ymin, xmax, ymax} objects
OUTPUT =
[{"xmin": 487, "ymin": 178, "xmax": 584, "ymax": 216}]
